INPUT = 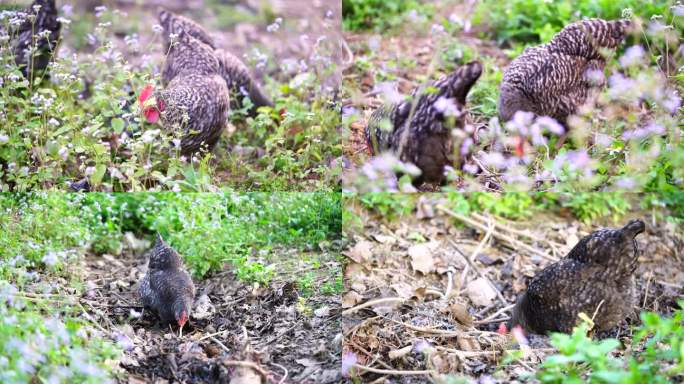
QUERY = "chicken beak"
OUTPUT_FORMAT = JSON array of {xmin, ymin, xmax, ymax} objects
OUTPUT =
[{"xmin": 179, "ymin": 323, "xmax": 184, "ymax": 338}]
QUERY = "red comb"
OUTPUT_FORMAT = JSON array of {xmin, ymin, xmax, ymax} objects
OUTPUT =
[
  {"xmin": 139, "ymin": 84, "xmax": 154, "ymax": 104},
  {"xmin": 497, "ymin": 322, "xmax": 508, "ymax": 335},
  {"xmin": 178, "ymin": 311, "xmax": 187, "ymax": 327}
]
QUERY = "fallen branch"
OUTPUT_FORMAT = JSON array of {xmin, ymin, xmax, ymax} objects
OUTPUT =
[
  {"xmin": 388, "ymin": 318, "xmax": 463, "ymax": 337},
  {"xmin": 271, "ymin": 362, "xmax": 288, "ymax": 384},
  {"xmin": 352, "ymin": 364, "xmax": 436, "ymax": 376},
  {"xmin": 210, "ymin": 336, "xmax": 231, "ymax": 354},
  {"xmin": 475, "ymin": 303, "xmax": 516, "ymax": 324},
  {"xmin": 437, "ymin": 206, "xmax": 556, "ymax": 261},
  {"xmin": 342, "ymin": 297, "xmax": 406, "ymax": 316}
]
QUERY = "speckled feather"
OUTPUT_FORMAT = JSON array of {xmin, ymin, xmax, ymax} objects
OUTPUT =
[
  {"xmin": 156, "ymin": 31, "xmax": 230, "ymax": 155},
  {"xmin": 499, "ymin": 19, "xmax": 630, "ymax": 123},
  {"xmin": 510, "ymin": 219, "xmax": 645, "ymax": 334},
  {"xmin": 364, "ymin": 61, "xmax": 482, "ymax": 185},
  {"xmin": 158, "ymin": 8, "xmax": 216, "ymax": 50},
  {"xmin": 139, "ymin": 235, "xmax": 195, "ymax": 326},
  {"xmin": 4, "ymin": 0, "xmax": 61, "ymax": 80},
  {"xmin": 158, "ymin": 9, "xmax": 272, "ymax": 115}
]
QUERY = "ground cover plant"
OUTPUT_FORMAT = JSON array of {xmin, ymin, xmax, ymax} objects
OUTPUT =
[
  {"xmin": 0, "ymin": 0, "xmax": 342, "ymax": 191},
  {"xmin": 341, "ymin": 192, "xmax": 684, "ymax": 383},
  {"xmin": 341, "ymin": 0, "xmax": 684, "ymax": 194},
  {"xmin": 0, "ymin": 192, "xmax": 343, "ymax": 382}
]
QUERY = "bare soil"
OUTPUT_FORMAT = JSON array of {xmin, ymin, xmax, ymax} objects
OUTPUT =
[
  {"xmin": 77, "ymin": 238, "xmax": 342, "ymax": 383},
  {"xmin": 342, "ymin": 197, "xmax": 684, "ymax": 382}
]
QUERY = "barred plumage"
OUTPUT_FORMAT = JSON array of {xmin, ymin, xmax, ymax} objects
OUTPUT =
[
  {"xmin": 509, "ymin": 219, "xmax": 645, "ymax": 334},
  {"xmin": 365, "ymin": 61, "xmax": 482, "ymax": 185},
  {"xmin": 140, "ymin": 31, "xmax": 230, "ymax": 155},
  {"xmin": 2, "ymin": 0, "xmax": 61, "ymax": 81},
  {"xmin": 158, "ymin": 9, "xmax": 273, "ymax": 116},
  {"xmin": 139, "ymin": 234, "xmax": 195, "ymax": 331},
  {"xmin": 499, "ymin": 19, "xmax": 631, "ymax": 124},
  {"xmin": 158, "ymin": 8, "xmax": 216, "ymax": 50}
]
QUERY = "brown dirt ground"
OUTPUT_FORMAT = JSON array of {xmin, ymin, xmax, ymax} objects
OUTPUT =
[
  {"xmin": 77, "ymin": 237, "xmax": 342, "ymax": 383},
  {"xmin": 341, "ymin": 196, "xmax": 684, "ymax": 382}
]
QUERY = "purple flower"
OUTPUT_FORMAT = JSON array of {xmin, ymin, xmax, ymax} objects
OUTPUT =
[
  {"xmin": 460, "ymin": 137, "xmax": 474, "ymax": 156},
  {"xmin": 534, "ymin": 116, "xmax": 565, "ymax": 136},
  {"xmin": 481, "ymin": 152, "xmax": 506, "ymax": 170},
  {"xmin": 505, "ymin": 110, "xmax": 534, "ymax": 134},
  {"xmin": 434, "ymin": 97, "xmax": 461, "ymax": 117},
  {"xmin": 115, "ymin": 333, "xmax": 134, "ymax": 351},
  {"xmin": 615, "ymin": 177, "xmax": 637, "ymax": 189},
  {"xmin": 341, "ymin": 352, "xmax": 358, "ymax": 377},
  {"xmin": 619, "ymin": 45, "xmax": 645, "ymax": 68},
  {"xmin": 414, "ymin": 339, "xmax": 432, "ymax": 353},
  {"xmin": 566, "ymin": 150, "xmax": 589, "ymax": 170},
  {"xmin": 341, "ymin": 105, "xmax": 359, "ymax": 120},
  {"xmin": 463, "ymin": 163, "xmax": 479, "ymax": 174},
  {"xmin": 608, "ymin": 73, "xmax": 638, "ymax": 99}
]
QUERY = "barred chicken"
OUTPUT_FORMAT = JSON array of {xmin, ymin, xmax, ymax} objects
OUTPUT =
[
  {"xmin": 365, "ymin": 61, "xmax": 482, "ymax": 186},
  {"xmin": 158, "ymin": 8, "xmax": 273, "ymax": 116},
  {"xmin": 509, "ymin": 219, "xmax": 645, "ymax": 334},
  {"xmin": 139, "ymin": 30, "xmax": 230, "ymax": 155},
  {"xmin": 499, "ymin": 19, "xmax": 631, "ymax": 125},
  {"xmin": 2, "ymin": 0, "xmax": 61, "ymax": 82},
  {"xmin": 139, "ymin": 234, "xmax": 195, "ymax": 336}
]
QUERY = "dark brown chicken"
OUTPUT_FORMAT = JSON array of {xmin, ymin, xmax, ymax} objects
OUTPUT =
[
  {"xmin": 509, "ymin": 219, "xmax": 645, "ymax": 334},
  {"xmin": 139, "ymin": 30, "xmax": 230, "ymax": 155},
  {"xmin": 158, "ymin": 8, "xmax": 273, "ymax": 116},
  {"xmin": 499, "ymin": 19, "xmax": 631, "ymax": 125},
  {"xmin": 139, "ymin": 234, "xmax": 195, "ymax": 335},
  {"xmin": 364, "ymin": 61, "xmax": 482, "ymax": 186},
  {"xmin": 3, "ymin": 0, "xmax": 61, "ymax": 82}
]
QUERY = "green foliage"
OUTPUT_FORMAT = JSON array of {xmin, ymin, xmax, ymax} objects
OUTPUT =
[
  {"xmin": 0, "ymin": 291, "xmax": 119, "ymax": 383},
  {"xmin": 0, "ymin": 8, "xmax": 339, "ymax": 192},
  {"xmin": 473, "ymin": 0, "xmax": 671, "ymax": 44},
  {"xmin": 467, "ymin": 59, "xmax": 503, "ymax": 120},
  {"xmin": 0, "ymin": 193, "xmax": 342, "ymax": 282},
  {"xmin": 561, "ymin": 193, "xmax": 631, "ymax": 224},
  {"xmin": 342, "ymin": 0, "xmax": 435, "ymax": 32},
  {"xmin": 469, "ymin": 192, "xmax": 537, "ymax": 218},
  {"xmin": 358, "ymin": 193, "xmax": 416, "ymax": 220},
  {"xmin": 533, "ymin": 305, "xmax": 684, "ymax": 383}
]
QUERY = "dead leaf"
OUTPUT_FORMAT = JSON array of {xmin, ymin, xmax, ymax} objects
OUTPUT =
[
  {"xmin": 448, "ymin": 302, "xmax": 473, "ymax": 326},
  {"xmin": 372, "ymin": 234, "xmax": 396, "ymax": 244},
  {"xmin": 343, "ymin": 241, "xmax": 373, "ymax": 263},
  {"xmin": 565, "ymin": 234, "xmax": 579, "ymax": 248},
  {"xmin": 391, "ymin": 282, "xmax": 415, "ymax": 299},
  {"xmin": 457, "ymin": 336, "xmax": 480, "ymax": 351},
  {"xmin": 466, "ymin": 277, "xmax": 497, "ymax": 307},
  {"xmin": 409, "ymin": 244, "xmax": 435, "ymax": 274},
  {"xmin": 193, "ymin": 294, "xmax": 215, "ymax": 320},
  {"xmin": 416, "ymin": 196, "xmax": 435, "ymax": 219},
  {"xmin": 388, "ymin": 345, "xmax": 413, "ymax": 360},
  {"xmin": 341, "ymin": 291, "xmax": 363, "ymax": 308}
]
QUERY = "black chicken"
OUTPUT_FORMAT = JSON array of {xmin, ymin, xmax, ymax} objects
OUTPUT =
[
  {"xmin": 509, "ymin": 219, "xmax": 645, "ymax": 334},
  {"xmin": 139, "ymin": 234, "xmax": 195, "ymax": 336},
  {"xmin": 2, "ymin": 0, "xmax": 61, "ymax": 82},
  {"xmin": 364, "ymin": 61, "xmax": 482, "ymax": 186}
]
